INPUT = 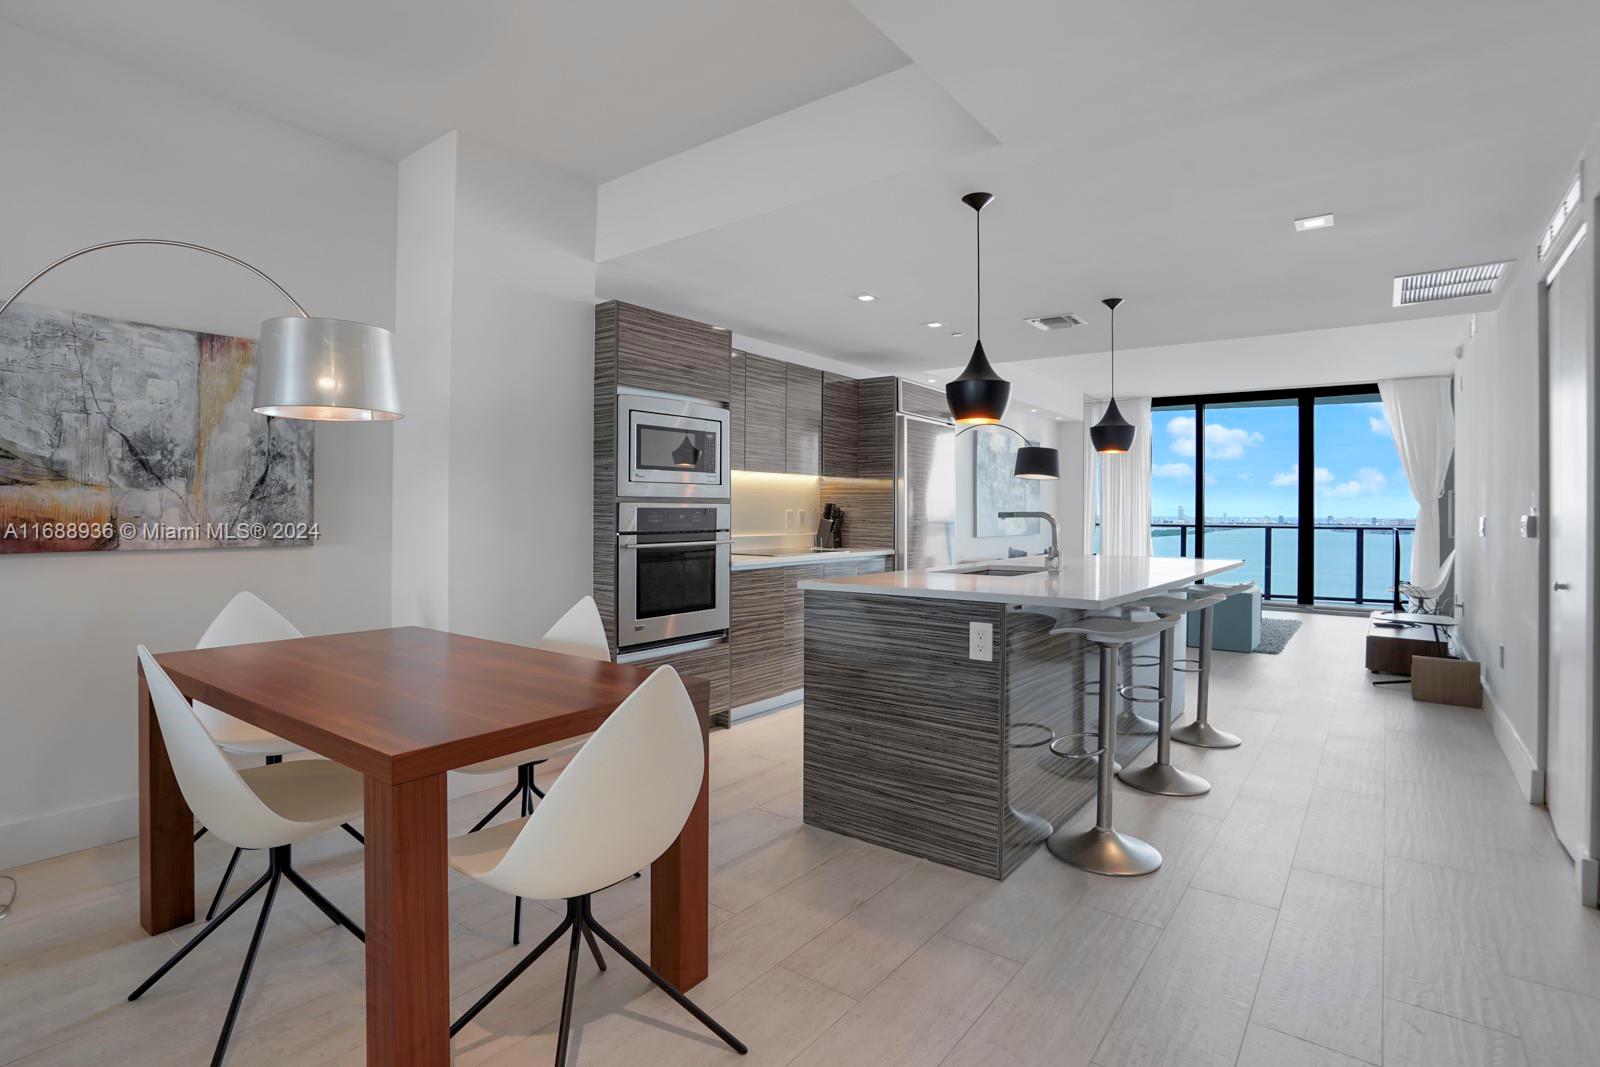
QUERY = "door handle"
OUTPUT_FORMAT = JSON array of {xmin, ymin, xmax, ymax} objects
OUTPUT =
[{"xmin": 1553, "ymin": 582, "xmax": 1572, "ymax": 590}]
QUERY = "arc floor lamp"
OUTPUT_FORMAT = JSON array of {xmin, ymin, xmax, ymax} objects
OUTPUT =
[{"xmin": 0, "ymin": 238, "xmax": 402, "ymax": 422}]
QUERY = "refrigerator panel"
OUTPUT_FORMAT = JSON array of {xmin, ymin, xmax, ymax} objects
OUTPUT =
[{"xmin": 896, "ymin": 414, "xmax": 957, "ymax": 570}]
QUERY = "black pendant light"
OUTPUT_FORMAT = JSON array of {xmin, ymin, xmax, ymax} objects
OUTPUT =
[
  {"xmin": 945, "ymin": 191, "xmax": 1011, "ymax": 425},
  {"xmin": 1090, "ymin": 296, "xmax": 1136, "ymax": 454}
]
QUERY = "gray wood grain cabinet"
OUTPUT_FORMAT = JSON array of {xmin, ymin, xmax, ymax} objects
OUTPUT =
[
  {"xmin": 742, "ymin": 354, "xmax": 788, "ymax": 473},
  {"xmin": 821, "ymin": 372, "xmax": 859, "ymax": 477},
  {"xmin": 729, "ymin": 351, "xmax": 746, "ymax": 471},
  {"xmin": 785, "ymin": 364, "xmax": 823, "ymax": 475},
  {"xmin": 606, "ymin": 300, "xmax": 731, "ymax": 403},
  {"xmin": 781, "ymin": 563, "xmax": 826, "ymax": 691},
  {"xmin": 731, "ymin": 568, "xmax": 786, "ymax": 706},
  {"xmin": 630, "ymin": 636, "xmax": 731, "ymax": 728}
]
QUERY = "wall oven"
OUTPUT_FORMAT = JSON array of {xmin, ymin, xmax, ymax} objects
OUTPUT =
[
  {"xmin": 617, "ymin": 501, "xmax": 731, "ymax": 648},
  {"xmin": 616, "ymin": 390, "xmax": 731, "ymax": 499}
]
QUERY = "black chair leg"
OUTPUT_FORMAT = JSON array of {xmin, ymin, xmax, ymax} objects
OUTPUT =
[
  {"xmin": 469, "ymin": 781, "xmax": 522, "ymax": 834},
  {"xmin": 450, "ymin": 905, "xmax": 574, "ymax": 1037},
  {"xmin": 129, "ymin": 869, "xmax": 272, "ymax": 1001},
  {"xmin": 209, "ymin": 864, "xmax": 280, "ymax": 1066},
  {"xmin": 553, "ymin": 916, "xmax": 584, "ymax": 1067},
  {"xmin": 282, "ymin": 863, "xmax": 365, "ymax": 942},
  {"xmin": 582, "ymin": 922, "xmax": 607, "ymax": 971},
  {"xmin": 582, "ymin": 897, "xmax": 747, "ymax": 1055},
  {"xmin": 205, "ymin": 847, "xmax": 244, "ymax": 921},
  {"xmin": 340, "ymin": 823, "xmax": 365, "ymax": 844},
  {"xmin": 194, "ymin": 826, "xmax": 208, "ymax": 842}
]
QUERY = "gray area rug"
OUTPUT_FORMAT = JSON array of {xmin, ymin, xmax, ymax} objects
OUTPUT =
[{"xmin": 1255, "ymin": 613, "xmax": 1303, "ymax": 655}]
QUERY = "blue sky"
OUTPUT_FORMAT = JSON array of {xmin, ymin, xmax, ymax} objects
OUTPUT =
[{"xmin": 1149, "ymin": 398, "xmax": 1416, "ymax": 522}]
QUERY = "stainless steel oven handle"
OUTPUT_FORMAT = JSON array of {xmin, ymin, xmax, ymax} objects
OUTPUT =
[
  {"xmin": 619, "ymin": 539, "xmax": 734, "ymax": 550},
  {"xmin": 616, "ymin": 634, "xmax": 727, "ymax": 663}
]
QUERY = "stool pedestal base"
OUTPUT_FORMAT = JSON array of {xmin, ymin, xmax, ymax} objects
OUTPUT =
[
  {"xmin": 1171, "ymin": 719, "xmax": 1241, "ymax": 749},
  {"xmin": 1046, "ymin": 827, "xmax": 1163, "ymax": 877},
  {"xmin": 1118, "ymin": 761, "xmax": 1210, "ymax": 797}
]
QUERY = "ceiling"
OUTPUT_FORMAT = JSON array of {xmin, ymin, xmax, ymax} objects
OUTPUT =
[
  {"xmin": 0, "ymin": 0, "xmax": 909, "ymax": 180},
  {"xmin": 8, "ymin": 0, "xmax": 1597, "ymax": 389}
]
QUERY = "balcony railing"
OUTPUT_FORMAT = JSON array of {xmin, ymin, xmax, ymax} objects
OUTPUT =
[{"xmin": 1150, "ymin": 522, "xmax": 1413, "ymax": 608}]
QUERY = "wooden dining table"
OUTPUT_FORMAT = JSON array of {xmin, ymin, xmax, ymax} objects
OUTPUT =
[{"xmin": 138, "ymin": 625, "xmax": 710, "ymax": 1065}]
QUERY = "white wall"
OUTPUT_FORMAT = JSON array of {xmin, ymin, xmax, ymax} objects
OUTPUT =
[
  {"xmin": 391, "ymin": 132, "xmax": 458, "ymax": 630},
  {"xmin": 0, "ymin": 24, "xmax": 397, "ymax": 869},
  {"xmin": 390, "ymin": 133, "xmax": 599, "ymax": 650}
]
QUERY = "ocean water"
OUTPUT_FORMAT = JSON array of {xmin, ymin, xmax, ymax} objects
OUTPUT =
[{"xmin": 1151, "ymin": 525, "xmax": 1412, "ymax": 603}]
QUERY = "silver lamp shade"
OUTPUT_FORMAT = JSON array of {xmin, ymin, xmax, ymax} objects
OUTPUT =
[{"xmin": 252, "ymin": 316, "xmax": 402, "ymax": 421}]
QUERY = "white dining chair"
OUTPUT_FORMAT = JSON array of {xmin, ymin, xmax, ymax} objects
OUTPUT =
[
  {"xmin": 446, "ymin": 665, "xmax": 746, "ymax": 1066},
  {"xmin": 193, "ymin": 592, "xmax": 363, "ymax": 921},
  {"xmin": 457, "ymin": 595, "xmax": 612, "ymax": 945},
  {"xmin": 130, "ymin": 647, "xmax": 366, "ymax": 1067}
]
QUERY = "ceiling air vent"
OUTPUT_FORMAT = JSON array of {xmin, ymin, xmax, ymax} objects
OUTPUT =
[
  {"xmin": 1392, "ymin": 262, "xmax": 1506, "ymax": 307},
  {"xmin": 1025, "ymin": 312, "xmax": 1086, "ymax": 331}
]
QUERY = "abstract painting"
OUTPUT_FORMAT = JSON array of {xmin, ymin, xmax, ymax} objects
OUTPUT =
[
  {"xmin": 974, "ymin": 426, "xmax": 1040, "ymax": 537},
  {"xmin": 0, "ymin": 303, "xmax": 313, "ymax": 553}
]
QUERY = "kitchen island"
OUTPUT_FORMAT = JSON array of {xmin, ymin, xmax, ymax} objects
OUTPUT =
[{"xmin": 798, "ymin": 554, "xmax": 1242, "ymax": 879}]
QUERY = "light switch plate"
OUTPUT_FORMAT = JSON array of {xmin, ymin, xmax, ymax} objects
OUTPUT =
[{"xmin": 969, "ymin": 622, "xmax": 993, "ymax": 662}]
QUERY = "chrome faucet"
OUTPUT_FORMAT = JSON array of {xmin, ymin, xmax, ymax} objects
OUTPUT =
[{"xmin": 998, "ymin": 511, "xmax": 1060, "ymax": 568}]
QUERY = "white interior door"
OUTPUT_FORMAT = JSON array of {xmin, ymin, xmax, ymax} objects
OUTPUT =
[{"xmin": 1545, "ymin": 225, "xmax": 1592, "ymax": 861}]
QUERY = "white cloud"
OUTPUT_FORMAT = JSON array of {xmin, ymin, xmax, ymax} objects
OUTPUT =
[
  {"xmin": 1369, "ymin": 413, "xmax": 1393, "ymax": 437},
  {"xmin": 1152, "ymin": 462, "xmax": 1193, "ymax": 479},
  {"xmin": 1270, "ymin": 464, "xmax": 1333, "ymax": 488},
  {"xmin": 1326, "ymin": 467, "xmax": 1388, "ymax": 496},
  {"xmin": 1167, "ymin": 415, "xmax": 1263, "ymax": 460}
]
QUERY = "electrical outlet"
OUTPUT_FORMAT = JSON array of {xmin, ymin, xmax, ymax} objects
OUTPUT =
[
  {"xmin": 785, "ymin": 509, "xmax": 795, "ymax": 529},
  {"xmin": 1478, "ymin": 515, "xmax": 1487, "ymax": 537},
  {"xmin": 969, "ymin": 622, "xmax": 993, "ymax": 662}
]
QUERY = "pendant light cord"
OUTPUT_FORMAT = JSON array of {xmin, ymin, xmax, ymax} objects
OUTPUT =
[
  {"xmin": 1108, "ymin": 302, "xmax": 1115, "ymax": 398},
  {"xmin": 974, "ymin": 208, "xmax": 982, "ymax": 340}
]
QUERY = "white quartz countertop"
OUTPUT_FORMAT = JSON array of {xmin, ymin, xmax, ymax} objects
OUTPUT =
[
  {"xmin": 797, "ymin": 554, "xmax": 1244, "ymax": 610},
  {"xmin": 731, "ymin": 547, "xmax": 894, "ymax": 571}
]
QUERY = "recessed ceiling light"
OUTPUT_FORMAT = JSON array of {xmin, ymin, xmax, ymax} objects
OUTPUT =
[
  {"xmin": 855, "ymin": 293, "xmax": 876, "ymax": 302},
  {"xmin": 1392, "ymin": 261, "xmax": 1507, "ymax": 306},
  {"xmin": 1293, "ymin": 213, "xmax": 1335, "ymax": 232},
  {"xmin": 927, "ymin": 378, "xmax": 937, "ymax": 383},
  {"xmin": 924, "ymin": 321, "xmax": 942, "ymax": 328},
  {"xmin": 950, "ymin": 331, "xmax": 964, "ymax": 337},
  {"xmin": 1030, "ymin": 409, "xmax": 1038, "ymax": 413}
]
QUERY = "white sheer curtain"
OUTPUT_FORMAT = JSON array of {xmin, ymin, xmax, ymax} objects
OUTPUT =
[
  {"xmin": 1379, "ymin": 376, "xmax": 1454, "ymax": 589},
  {"xmin": 1082, "ymin": 397, "xmax": 1153, "ymax": 555}
]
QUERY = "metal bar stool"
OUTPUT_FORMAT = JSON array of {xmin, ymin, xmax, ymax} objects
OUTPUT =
[
  {"xmin": 1007, "ymin": 721, "xmax": 1057, "ymax": 843},
  {"xmin": 1116, "ymin": 595, "xmax": 1210, "ymax": 797},
  {"xmin": 1170, "ymin": 583, "xmax": 1244, "ymax": 749},
  {"xmin": 1044, "ymin": 613, "xmax": 1173, "ymax": 877}
]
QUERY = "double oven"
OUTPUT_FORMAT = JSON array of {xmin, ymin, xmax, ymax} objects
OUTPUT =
[{"xmin": 613, "ymin": 391, "xmax": 732, "ymax": 652}]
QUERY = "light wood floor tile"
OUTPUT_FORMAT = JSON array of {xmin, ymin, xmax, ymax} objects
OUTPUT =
[
  {"xmin": 1190, "ymin": 795, "xmax": 1306, "ymax": 909},
  {"xmin": 1236, "ymin": 1024, "xmax": 1371, "ymax": 1067},
  {"xmin": 788, "ymin": 935, "xmax": 1017, "ymax": 1067},
  {"xmin": 1252, "ymin": 869, "xmax": 1384, "ymax": 1064},
  {"xmin": 1507, "ymin": 978, "xmax": 1600, "ymax": 1067},
  {"xmin": 943, "ymin": 903, "xmax": 1160, "ymax": 1067},
  {"xmin": 1294, "ymin": 786, "xmax": 1385, "ymax": 888},
  {"xmin": 1238, "ymin": 742, "xmax": 1323, "ymax": 808},
  {"xmin": 1093, "ymin": 888, "xmax": 1277, "ymax": 1067},
  {"xmin": 1478, "ymin": 845, "xmax": 1600, "ymax": 1002},
  {"xmin": 782, "ymin": 859, "xmax": 988, "ymax": 998},
  {"xmin": 1075, "ymin": 793, "xmax": 1224, "ymax": 929},
  {"xmin": 940, "ymin": 845, "xmax": 1088, "ymax": 963},
  {"xmin": 710, "ymin": 824, "xmax": 855, "ymax": 916},
  {"xmin": 1385, "ymin": 857, "xmax": 1520, "ymax": 1036},
  {"xmin": 1383, "ymin": 1000, "xmax": 1527, "ymax": 1067},
  {"xmin": 1316, "ymin": 737, "xmax": 1386, "ymax": 797}
]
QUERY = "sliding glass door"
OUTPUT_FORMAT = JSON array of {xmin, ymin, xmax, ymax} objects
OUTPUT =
[{"xmin": 1152, "ymin": 386, "xmax": 1412, "ymax": 608}]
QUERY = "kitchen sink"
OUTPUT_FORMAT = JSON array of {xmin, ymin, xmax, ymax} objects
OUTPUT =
[{"xmin": 958, "ymin": 566, "xmax": 1045, "ymax": 577}]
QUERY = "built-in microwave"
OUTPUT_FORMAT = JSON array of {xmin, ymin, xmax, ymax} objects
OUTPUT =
[
  {"xmin": 616, "ymin": 501, "xmax": 731, "ymax": 648},
  {"xmin": 616, "ymin": 390, "xmax": 731, "ymax": 499}
]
